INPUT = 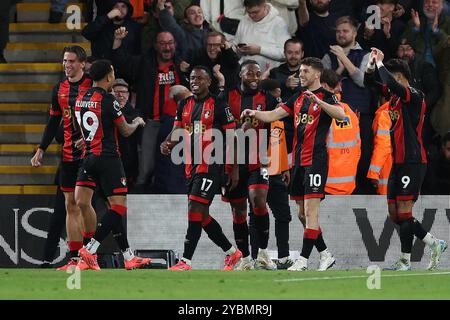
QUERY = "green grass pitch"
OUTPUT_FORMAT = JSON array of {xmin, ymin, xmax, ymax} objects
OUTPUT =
[{"xmin": 1, "ymin": 268, "xmax": 450, "ymax": 300}]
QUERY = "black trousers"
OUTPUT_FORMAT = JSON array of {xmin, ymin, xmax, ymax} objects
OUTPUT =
[{"xmin": 249, "ymin": 174, "xmax": 292, "ymax": 259}]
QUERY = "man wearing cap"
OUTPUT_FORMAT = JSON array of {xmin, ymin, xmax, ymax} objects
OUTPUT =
[{"xmin": 112, "ymin": 78, "xmax": 140, "ymax": 187}]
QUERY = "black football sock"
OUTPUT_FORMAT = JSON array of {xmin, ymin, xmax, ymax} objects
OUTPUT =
[{"xmin": 202, "ymin": 215, "xmax": 233, "ymax": 252}]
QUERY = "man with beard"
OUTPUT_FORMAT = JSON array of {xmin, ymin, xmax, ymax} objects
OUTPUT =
[
  {"xmin": 82, "ymin": 0, "xmax": 141, "ymax": 61},
  {"xmin": 322, "ymin": 16, "xmax": 374, "ymax": 195},
  {"xmin": 222, "ymin": 60, "xmax": 281, "ymax": 271},
  {"xmin": 183, "ymin": 31, "xmax": 240, "ymax": 95},
  {"xmin": 242, "ymin": 57, "xmax": 345, "ymax": 271},
  {"xmin": 396, "ymin": 38, "xmax": 442, "ymax": 149},
  {"xmin": 112, "ymin": 29, "xmax": 187, "ymax": 193},
  {"xmin": 296, "ymin": 0, "xmax": 338, "ymax": 59}
]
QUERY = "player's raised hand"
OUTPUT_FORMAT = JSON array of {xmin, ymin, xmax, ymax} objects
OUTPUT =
[
  {"xmin": 107, "ymin": 8, "xmax": 122, "ymax": 20},
  {"xmin": 304, "ymin": 90, "xmax": 320, "ymax": 104},
  {"xmin": 75, "ymin": 138, "xmax": 85, "ymax": 151},
  {"xmin": 160, "ymin": 140, "xmax": 174, "ymax": 155}
]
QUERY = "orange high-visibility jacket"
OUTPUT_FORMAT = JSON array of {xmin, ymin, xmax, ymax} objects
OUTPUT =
[
  {"xmin": 325, "ymin": 102, "xmax": 361, "ymax": 195},
  {"xmin": 268, "ymin": 120, "xmax": 289, "ymax": 176},
  {"xmin": 367, "ymin": 102, "xmax": 392, "ymax": 195}
]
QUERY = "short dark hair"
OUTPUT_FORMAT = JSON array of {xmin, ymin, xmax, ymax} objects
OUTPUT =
[
  {"xmin": 62, "ymin": 45, "xmax": 87, "ymax": 62},
  {"xmin": 385, "ymin": 58, "xmax": 412, "ymax": 82},
  {"xmin": 244, "ymin": 0, "xmax": 266, "ymax": 8},
  {"xmin": 207, "ymin": 31, "xmax": 226, "ymax": 41},
  {"xmin": 89, "ymin": 59, "xmax": 113, "ymax": 81},
  {"xmin": 240, "ymin": 59, "xmax": 260, "ymax": 72},
  {"xmin": 300, "ymin": 57, "xmax": 324, "ymax": 72},
  {"xmin": 184, "ymin": 4, "xmax": 201, "ymax": 18},
  {"xmin": 442, "ymin": 131, "xmax": 450, "ymax": 146},
  {"xmin": 191, "ymin": 65, "xmax": 212, "ymax": 79},
  {"xmin": 320, "ymin": 69, "xmax": 340, "ymax": 88},
  {"xmin": 284, "ymin": 38, "xmax": 304, "ymax": 51}
]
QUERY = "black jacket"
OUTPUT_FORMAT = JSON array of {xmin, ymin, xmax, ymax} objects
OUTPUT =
[
  {"xmin": 82, "ymin": 0, "xmax": 141, "ymax": 60},
  {"xmin": 112, "ymin": 46, "xmax": 187, "ymax": 121}
]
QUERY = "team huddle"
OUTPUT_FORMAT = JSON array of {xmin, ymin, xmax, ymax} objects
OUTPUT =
[{"xmin": 31, "ymin": 44, "xmax": 447, "ymax": 272}]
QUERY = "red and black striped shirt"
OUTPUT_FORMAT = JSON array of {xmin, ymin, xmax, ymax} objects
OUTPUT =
[
  {"xmin": 282, "ymin": 87, "xmax": 340, "ymax": 167},
  {"xmin": 48, "ymin": 75, "xmax": 92, "ymax": 162},
  {"xmin": 151, "ymin": 62, "xmax": 180, "ymax": 120},
  {"xmin": 174, "ymin": 94, "xmax": 236, "ymax": 178},
  {"xmin": 75, "ymin": 87, "xmax": 125, "ymax": 157},
  {"xmin": 227, "ymin": 88, "xmax": 279, "ymax": 171},
  {"xmin": 388, "ymin": 86, "xmax": 427, "ymax": 164}
]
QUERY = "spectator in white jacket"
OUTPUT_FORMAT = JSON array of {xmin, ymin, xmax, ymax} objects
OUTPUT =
[
  {"xmin": 200, "ymin": 0, "xmax": 245, "ymax": 41},
  {"xmin": 233, "ymin": 0, "xmax": 291, "ymax": 71},
  {"xmin": 267, "ymin": 0, "xmax": 299, "ymax": 36}
]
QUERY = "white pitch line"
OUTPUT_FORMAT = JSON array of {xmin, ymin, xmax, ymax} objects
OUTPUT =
[{"xmin": 274, "ymin": 271, "xmax": 450, "ymax": 283}]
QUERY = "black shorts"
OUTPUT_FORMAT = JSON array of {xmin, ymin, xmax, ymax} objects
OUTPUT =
[
  {"xmin": 387, "ymin": 163, "xmax": 427, "ymax": 203},
  {"xmin": 59, "ymin": 160, "xmax": 82, "ymax": 192},
  {"xmin": 187, "ymin": 172, "xmax": 222, "ymax": 205},
  {"xmin": 222, "ymin": 165, "xmax": 269, "ymax": 203},
  {"xmin": 76, "ymin": 154, "xmax": 127, "ymax": 197},
  {"xmin": 290, "ymin": 157, "xmax": 328, "ymax": 200}
]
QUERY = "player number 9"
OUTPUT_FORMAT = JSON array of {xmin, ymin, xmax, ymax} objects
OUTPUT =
[
  {"xmin": 401, "ymin": 176, "xmax": 410, "ymax": 189},
  {"xmin": 81, "ymin": 111, "xmax": 99, "ymax": 142}
]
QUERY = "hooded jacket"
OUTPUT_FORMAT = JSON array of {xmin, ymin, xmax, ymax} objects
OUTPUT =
[
  {"xmin": 82, "ymin": 0, "xmax": 141, "ymax": 60},
  {"xmin": 233, "ymin": 3, "xmax": 291, "ymax": 70}
]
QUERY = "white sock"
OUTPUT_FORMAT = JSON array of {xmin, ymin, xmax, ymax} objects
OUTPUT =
[
  {"xmin": 225, "ymin": 246, "xmax": 236, "ymax": 255},
  {"xmin": 241, "ymin": 255, "xmax": 252, "ymax": 262},
  {"xmin": 401, "ymin": 252, "xmax": 411, "ymax": 262},
  {"xmin": 122, "ymin": 248, "xmax": 135, "ymax": 261},
  {"xmin": 319, "ymin": 248, "xmax": 330, "ymax": 256},
  {"xmin": 85, "ymin": 239, "xmax": 100, "ymax": 254},
  {"xmin": 299, "ymin": 256, "xmax": 308, "ymax": 263},
  {"xmin": 278, "ymin": 256, "xmax": 289, "ymax": 264},
  {"xmin": 422, "ymin": 233, "xmax": 438, "ymax": 247},
  {"xmin": 181, "ymin": 257, "xmax": 191, "ymax": 266}
]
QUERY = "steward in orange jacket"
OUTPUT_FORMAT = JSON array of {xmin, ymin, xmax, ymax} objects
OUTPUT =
[
  {"xmin": 367, "ymin": 102, "xmax": 392, "ymax": 195},
  {"xmin": 321, "ymin": 71, "xmax": 361, "ymax": 195}
]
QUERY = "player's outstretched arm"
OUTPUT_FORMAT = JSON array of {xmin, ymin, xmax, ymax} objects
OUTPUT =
[
  {"xmin": 116, "ymin": 117, "xmax": 145, "ymax": 137},
  {"xmin": 304, "ymin": 90, "xmax": 346, "ymax": 120},
  {"xmin": 241, "ymin": 106, "xmax": 289, "ymax": 123}
]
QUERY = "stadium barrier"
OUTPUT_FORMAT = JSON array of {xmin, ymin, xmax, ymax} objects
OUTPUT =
[{"xmin": 1, "ymin": 195, "xmax": 449, "ymax": 269}]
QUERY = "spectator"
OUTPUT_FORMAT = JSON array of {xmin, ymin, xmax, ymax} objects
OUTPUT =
[
  {"xmin": 267, "ymin": 0, "xmax": 299, "ymax": 36},
  {"xmin": 322, "ymin": 69, "xmax": 361, "ymax": 195},
  {"xmin": 183, "ymin": 31, "xmax": 240, "ymax": 95},
  {"xmin": 396, "ymin": 37, "xmax": 442, "ymax": 149},
  {"xmin": 233, "ymin": 0, "xmax": 291, "ymax": 71},
  {"xmin": 269, "ymin": 38, "xmax": 304, "ymax": 101},
  {"xmin": 112, "ymin": 29, "xmax": 187, "ymax": 193},
  {"xmin": 296, "ymin": 0, "xmax": 338, "ymax": 59},
  {"xmin": 422, "ymin": 131, "xmax": 450, "ymax": 194},
  {"xmin": 82, "ymin": 0, "xmax": 141, "ymax": 60},
  {"xmin": 200, "ymin": 0, "xmax": 245, "ymax": 40},
  {"xmin": 157, "ymin": 0, "xmax": 213, "ymax": 61},
  {"xmin": 0, "ymin": 0, "xmax": 12, "ymax": 63},
  {"xmin": 357, "ymin": 0, "xmax": 406, "ymax": 61},
  {"xmin": 322, "ymin": 16, "xmax": 374, "ymax": 195},
  {"xmin": 111, "ymin": 79, "xmax": 140, "ymax": 188}
]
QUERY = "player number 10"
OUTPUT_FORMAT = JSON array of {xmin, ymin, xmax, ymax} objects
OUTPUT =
[{"xmin": 309, "ymin": 174, "xmax": 321, "ymax": 187}]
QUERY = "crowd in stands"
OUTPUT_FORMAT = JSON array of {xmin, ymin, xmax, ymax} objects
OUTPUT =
[
  {"xmin": 79, "ymin": 0, "xmax": 450, "ymax": 195},
  {"xmin": 2, "ymin": 0, "xmax": 449, "ymax": 195}
]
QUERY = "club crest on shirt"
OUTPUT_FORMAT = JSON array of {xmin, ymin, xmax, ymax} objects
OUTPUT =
[
  {"xmin": 312, "ymin": 103, "xmax": 319, "ymax": 111},
  {"xmin": 204, "ymin": 110, "xmax": 211, "ymax": 119},
  {"xmin": 113, "ymin": 100, "xmax": 121, "ymax": 111},
  {"xmin": 121, "ymin": 177, "xmax": 127, "ymax": 186},
  {"xmin": 256, "ymin": 104, "xmax": 263, "ymax": 111}
]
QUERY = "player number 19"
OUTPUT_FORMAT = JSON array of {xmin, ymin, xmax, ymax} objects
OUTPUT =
[{"xmin": 401, "ymin": 176, "xmax": 410, "ymax": 189}]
